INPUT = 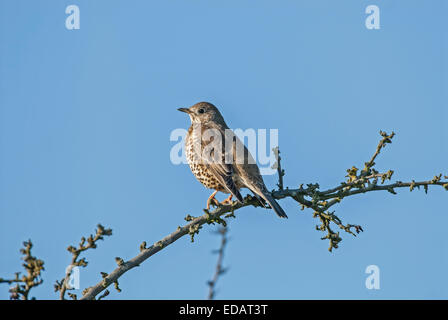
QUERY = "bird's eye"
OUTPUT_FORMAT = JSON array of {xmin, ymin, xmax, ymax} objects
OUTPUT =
[{"xmin": 198, "ymin": 108, "xmax": 205, "ymax": 114}]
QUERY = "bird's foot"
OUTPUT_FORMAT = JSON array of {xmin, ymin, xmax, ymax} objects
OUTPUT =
[
  {"xmin": 206, "ymin": 198, "xmax": 220, "ymax": 210},
  {"xmin": 206, "ymin": 191, "xmax": 220, "ymax": 210},
  {"xmin": 220, "ymin": 194, "xmax": 233, "ymax": 206}
]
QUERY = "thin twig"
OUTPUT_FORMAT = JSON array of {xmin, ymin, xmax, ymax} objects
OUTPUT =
[
  {"xmin": 0, "ymin": 240, "xmax": 44, "ymax": 300},
  {"xmin": 207, "ymin": 226, "xmax": 228, "ymax": 300},
  {"xmin": 272, "ymin": 147, "xmax": 284, "ymax": 190},
  {"xmin": 54, "ymin": 224, "xmax": 112, "ymax": 300}
]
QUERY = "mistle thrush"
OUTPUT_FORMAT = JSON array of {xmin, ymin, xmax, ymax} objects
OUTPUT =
[{"xmin": 178, "ymin": 102, "xmax": 288, "ymax": 218}]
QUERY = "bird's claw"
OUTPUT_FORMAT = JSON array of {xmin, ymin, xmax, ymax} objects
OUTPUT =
[
  {"xmin": 220, "ymin": 199, "xmax": 233, "ymax": 206},
  {"xmin": 220, "ymin": 195, "xmax": 233, "ymax": 206},
  {"xmin": 206, "ymin": 197, "xmax": 220, "ymax": 210}
]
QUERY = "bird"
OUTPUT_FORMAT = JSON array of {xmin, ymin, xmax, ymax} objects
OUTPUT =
[{"xmin": 178, "ymin": 102, "xmax": 288, "ymax": 218}]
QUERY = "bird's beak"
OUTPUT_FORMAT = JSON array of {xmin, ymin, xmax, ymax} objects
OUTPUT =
[{"xmin": 177, "ymin": 107, "xmax": 191, "ymax": 114}]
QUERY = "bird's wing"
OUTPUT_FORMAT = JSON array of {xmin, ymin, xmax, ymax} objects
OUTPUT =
[
  {"xmin": 207, "ymin": 162, "xmax": 243, "ymax": 203},
  {"xmin": 202, "ymin": 123, "xmax": 243, "ymax": 203}
]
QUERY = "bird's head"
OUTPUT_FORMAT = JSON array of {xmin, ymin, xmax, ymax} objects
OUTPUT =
[{"xmin": 178, "ymin": 102, "xmax": 225, "ymax": 125}]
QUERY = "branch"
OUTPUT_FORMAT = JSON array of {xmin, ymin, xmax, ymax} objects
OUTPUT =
[
  {"xmin": 0, "ymin": 240, "xmax": 45, "ymax": 300},
  {"xmin": 272, "ymin": 146, "xmax": 285, "ymax": 190},
  {"xmin": 207, "ymin": 226, "xmax": 229, "ymax": 300},
  {"xmin": 80, "ymin": 131, "xmax": 448, "ymax": 300},
  {"xmin": 54, "ymin": 224, "xmax": 112, "ymax": 300}
]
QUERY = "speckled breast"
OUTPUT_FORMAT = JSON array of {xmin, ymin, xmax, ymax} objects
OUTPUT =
[{"xmin": 185, "ymin": 128, "xmax": 226, "ymax": 191}]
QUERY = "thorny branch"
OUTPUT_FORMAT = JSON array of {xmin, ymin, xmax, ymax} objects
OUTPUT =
[
  {"xmin": 272, "ymin": 147, "xmax": 285, "ymax": 190},
  {"xmin": 54, "ymin": 224, "xmax": 112, "ymax": 300},
  {"xmin": 0, "ymin": 240, "xmax": 44, "ymax": 300},
  {"xmin": 79, "ymin": 130, "xmax": 447, "ymax": 300},
  {"xmin": 207, "ymin": 226, "xmax": 229, "ymax": 300},
  {"xmin": 2, "ymin": 131, "xmax": 446, "ymax": 300}
]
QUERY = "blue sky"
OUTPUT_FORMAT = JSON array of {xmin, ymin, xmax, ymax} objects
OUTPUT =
[{"xmin": 0, "ymin": 0, "xmax": 446, "ymax": 299}]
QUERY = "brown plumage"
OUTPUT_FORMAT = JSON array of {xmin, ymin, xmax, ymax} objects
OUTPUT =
[{"xmin": 178, "ymin": 102, "xmax": 288, "ymax": 218}]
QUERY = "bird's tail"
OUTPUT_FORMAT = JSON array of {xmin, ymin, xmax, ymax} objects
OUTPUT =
[{"xmin": 261, "ymin": 192, "xmax": 288, "ymax": 218}]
